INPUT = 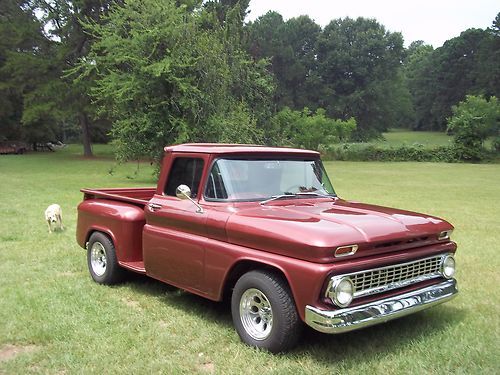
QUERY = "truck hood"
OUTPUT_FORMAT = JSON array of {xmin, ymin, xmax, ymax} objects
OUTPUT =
[{"xmin": 225, "ymin": 198, "xmax": 453, "ymax": 263}]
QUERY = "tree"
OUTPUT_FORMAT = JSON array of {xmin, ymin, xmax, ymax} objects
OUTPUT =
[
  {"xmin": 475, "ymin": 12, "xmax": 500, "ymax": 100},
  {"xmin": 430, "ymin": 29, "xmax": 492, "ymax": 130},
  {"xmin": 78, "ymin": 0, "xmax": 274, "ymax": 163},
  {"xmin": 407, "ymin": 15, "xmax": 500, "ymax": 131},
  {"xmin": 0, "ymin": 0, "xmax": 54, "ymax": 142},
  {"xmin": 246, "ymin": 13, "xmax": 321, "ymax": 110},
  {"xmin": 404, "ymin": 41, "xmax": 435, "ymax": 130},
  {"xmin": 15, "ymin": 0, "xmax": 116, "ymax": 156},
  {"xmin": 316, "ymin": 17, "xmax": 405, "ymax": 138}
]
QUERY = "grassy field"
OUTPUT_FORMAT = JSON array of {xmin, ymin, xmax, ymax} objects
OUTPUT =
[
  {"xmin": 374, "ymin": 129, "xmax": 454, "ymax": 148},
  {"xmin": 1, "ymin": 145, "xmax": 499, "ymax": 374}
]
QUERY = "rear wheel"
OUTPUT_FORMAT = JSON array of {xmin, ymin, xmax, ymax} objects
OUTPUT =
[
  {"xmin": 231, "ymin": 270, "xmax": 302, "ymax": 353},
  {"xmin": 87, "ymin": 232, "xmax": 125, "ymax": 284}
]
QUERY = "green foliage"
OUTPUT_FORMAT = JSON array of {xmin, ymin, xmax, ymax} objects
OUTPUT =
[
  {"xmin": 270, "ymin": 107, "xmax": 356, "ymax": 150},
  {"xmin": 206, "ymin": 102, "xmax": 263, "ymax": 144},
  {"xmin": 406, "ymin": 17, "xmax": 500, "ymax": 131},
  {"xmin": 0, "ymin": 0, "xmax": 53, "ymax": 141},
  {"xmin": 77, "ymin": 0, "xmax": 273, "ymax": 163},
  {"xmin": 0, "ymin": 0, "xmax": 116, "ymax": 154},
  {"xmin": 316, "ymin": 17, "xmax": 407, "ymax": 138},
  {"xmin": 246, "ymin": 13, "xmax": 321, "ymax": 110},
  {"xmin": 447, "ymin": 95, "xmax": 500, "ymax": 160},
  {"xmin": 324, "ymin": 143, "xmax": 459, "ymax": 162}
]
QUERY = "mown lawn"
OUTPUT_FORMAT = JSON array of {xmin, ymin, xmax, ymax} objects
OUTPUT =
[
  {"xmin": 375, "ymin": 129, "xmax": 454, "ymax": 148},
  {"xmin": 1, "ymin": 145, "xmax": 499, "ymax": 374}
]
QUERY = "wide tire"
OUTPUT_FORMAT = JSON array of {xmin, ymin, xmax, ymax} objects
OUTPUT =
[
  {"xmin": 231, "ymin": 270, "xmax": 302, "ymax": 353},
  {"xmin": 87, "ymin": 232, "xmax": 125, "ymax": 284}
]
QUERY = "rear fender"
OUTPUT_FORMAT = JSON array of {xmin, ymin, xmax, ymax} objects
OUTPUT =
[{"xmin": 77, "ymin": 199, "xmax": 145, "ymax": 262}]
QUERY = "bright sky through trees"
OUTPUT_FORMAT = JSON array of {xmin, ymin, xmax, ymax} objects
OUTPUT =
[{"xmin": 247, "ymin": 0, "xmax": 499, "ymax": 47}]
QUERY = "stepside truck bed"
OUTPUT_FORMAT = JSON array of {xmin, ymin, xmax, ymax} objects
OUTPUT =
[{"xmin": 80, "ymin": 187, "xmax": 156, "ymax": 206}]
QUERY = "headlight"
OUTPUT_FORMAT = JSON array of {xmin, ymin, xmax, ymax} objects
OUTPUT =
[
  {"xmin": 327, "ymin": 276, "xmax": 354, "ymax": 307},
  {"xmin": 440, "ymin": 255, "xmax": 456, "ymax": 279}
]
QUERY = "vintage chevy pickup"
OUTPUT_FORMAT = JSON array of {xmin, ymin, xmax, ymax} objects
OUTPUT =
[{"xmin": 77, "ymin": 144, "xmax": 458, "ymax": 352}]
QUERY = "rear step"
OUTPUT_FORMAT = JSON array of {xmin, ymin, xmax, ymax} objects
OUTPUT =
[{"xmin": 119, "ymin": 261, "xmax": 146, "ymax": 274}]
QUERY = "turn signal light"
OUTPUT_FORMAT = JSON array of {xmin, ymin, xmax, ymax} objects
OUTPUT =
[{"xmin": 334, "ymin": 244, "xmax": 358, "ymax": 258}]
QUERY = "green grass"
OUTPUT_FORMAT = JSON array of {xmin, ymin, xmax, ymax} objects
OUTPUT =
[
  {"xmin": 374, "ymin": 129, "xmax": 454, "ymax": 148},
  {"xmin": 1, "ymin": 145, "xmax": 499, "ymax": 374}
]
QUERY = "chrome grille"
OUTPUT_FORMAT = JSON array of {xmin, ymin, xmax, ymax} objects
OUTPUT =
[{"xmin": 327, "ymin": 254, "xmax": 448, "ymax": 301}]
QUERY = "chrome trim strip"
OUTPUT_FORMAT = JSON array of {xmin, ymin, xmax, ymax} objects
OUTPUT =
[
  {"xmin": 325, "ymin": 253, "xmax": 450, "ymax": 300},
  {"xmin": 306, "ymin": 279, "xmax": 458, "ymax": 334},
  {"xmin": 353, "ymin": 272, "xmax": 443, "ymax": 298}
]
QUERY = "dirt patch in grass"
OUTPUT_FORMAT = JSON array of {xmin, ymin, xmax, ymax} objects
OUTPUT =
[
  {"xmin": 198, "ymin": 362, "xmax": 215, "ymax": 373},
  {"xmin": 121, "ymin": 297, "xmax": 141, "ymax": 310},
  {"xmin": 0, "ymin": 344, "xmax": 38, "ymax": 362},
  {"xmin": 197, "ymin": 353, "xmax": 215, "ymax": 373}
]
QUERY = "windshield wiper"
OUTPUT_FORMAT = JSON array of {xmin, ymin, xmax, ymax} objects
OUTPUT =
[
  {"xmin": 260, "ymin": 192, "xmax": 336, "ymax": 205},
  {"xmin": 260, "ymin": 193, "xmax": 296, "ymax": 205}
]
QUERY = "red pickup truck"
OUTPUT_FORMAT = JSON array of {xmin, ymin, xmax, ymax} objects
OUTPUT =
[{"xmin": 77, "ymin": 144, "xmax": 458, "ymax": 352}]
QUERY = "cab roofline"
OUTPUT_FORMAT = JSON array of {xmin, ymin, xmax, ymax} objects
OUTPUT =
[{"xmin": 164, "ymin": 143, "xmax": 320, "ymax": 156}]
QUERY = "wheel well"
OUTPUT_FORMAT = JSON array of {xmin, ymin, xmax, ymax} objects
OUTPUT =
[
  {"xmin": 86, "ymin": 229, "xmax": 113, "ymax": 247},
  {"xmin": 222, "ymin": 260, "xmax": 289, "ymax": 302}
]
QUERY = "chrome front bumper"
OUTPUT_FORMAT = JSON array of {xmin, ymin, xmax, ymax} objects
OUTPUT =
[{"xmin": 305, "ymin": 279, "xmax": 458, "ymax": 334}]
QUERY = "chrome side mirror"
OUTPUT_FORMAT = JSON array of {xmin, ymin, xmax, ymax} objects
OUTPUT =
[
  {"xmin": 175, "ymin": 184, "xmax": 204, "ymax": 214},
  {"xmin": 176, "ymin": 184, "xmax": 192, "ymax": 199}
]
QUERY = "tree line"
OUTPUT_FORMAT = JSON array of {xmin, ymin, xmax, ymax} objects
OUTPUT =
[{"xmin": 0, "ymin": 0, "xmax": 498, "ymax": 161}]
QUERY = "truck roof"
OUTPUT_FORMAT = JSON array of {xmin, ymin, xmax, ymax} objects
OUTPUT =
[{"xmin": 164, "ymin": 143, "xmax": 319, "ymax": 156}]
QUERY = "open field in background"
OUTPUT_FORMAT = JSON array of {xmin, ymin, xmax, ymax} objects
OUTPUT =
[
  {"xmin": 1, "ymin": 145, "xmax": 499, "ymax": 374},
  {"xmin": 363, "ymin": 129, "xmax": 493, "ymax": 150},
  {"xmin": 375, "ymin": 129, "xmax": 454, "ymax": 148}
]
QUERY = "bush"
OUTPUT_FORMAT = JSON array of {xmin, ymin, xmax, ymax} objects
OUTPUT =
[
  {"xmin": 322, "ymin": 143, "xmax": 461, "ymax": 162},
  {"xmin": 270, "ymin": 107, "xmax": 356, "ymax": 150},
  {"xmin": 447, "ymin": 95, "xmax": 500, "ymax": 161}
]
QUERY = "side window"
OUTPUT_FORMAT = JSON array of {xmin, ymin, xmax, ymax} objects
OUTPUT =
[{"xmin": 164, "ymin": 158, "xmax": 204, "ymax": 198}]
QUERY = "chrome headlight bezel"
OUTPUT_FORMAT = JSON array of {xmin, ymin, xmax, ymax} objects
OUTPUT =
[
  {"xmin": 327, "ymin": 276, "xmax": 354, "ymax": 308},
  {"xmin": 440, "ymin": 254, "xmax": 456, "ymax": 279}
]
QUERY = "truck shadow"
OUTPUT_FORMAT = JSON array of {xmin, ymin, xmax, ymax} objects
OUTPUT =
[
  {"xmin": 293, "ymin": 305, "xmax": 466, "ymax": 363},
  {"xmin": 122, "ymin": 274, "xmax": 465, "ymax": 361},
  {"xmin": 123, "ymin": 273, "xmax": 234, "ymax": 326}
]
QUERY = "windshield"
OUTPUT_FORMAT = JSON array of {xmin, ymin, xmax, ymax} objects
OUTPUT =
[{"xmin": 204, "ymin": 158, "xmax": 336, "ymax": 201}]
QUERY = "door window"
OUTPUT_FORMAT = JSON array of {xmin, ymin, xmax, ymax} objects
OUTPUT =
[{"xmin": 164, "ymin": 158, "xmax": 204, "ymax": 198}]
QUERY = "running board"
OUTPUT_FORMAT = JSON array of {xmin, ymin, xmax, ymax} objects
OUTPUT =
[{"xmin": 119, "ymin": 261, "xmax": 146, "ymax": 274}]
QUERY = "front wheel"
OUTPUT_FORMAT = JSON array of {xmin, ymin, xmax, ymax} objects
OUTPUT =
[
  {"xmin": 87, "ymin": 232, "xmax": 125, "ymax": 284},
  {"xmin": 231, "ymin": 270, "xmax": 302, "ymax": 353}
]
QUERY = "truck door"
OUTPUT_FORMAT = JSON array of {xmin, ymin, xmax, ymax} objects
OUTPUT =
[{"xmin": 143, "ymin": 156, "xmax": 208, "ymax": 292}]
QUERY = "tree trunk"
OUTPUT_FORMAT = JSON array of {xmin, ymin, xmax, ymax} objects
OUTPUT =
[{"xmin": 79, "ymin": 111, "xmax": 93, "ymax": 157}]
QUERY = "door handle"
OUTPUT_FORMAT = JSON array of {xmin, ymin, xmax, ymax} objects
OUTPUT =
[{"xmin": 148, "ymin": 203, "xmax": 162, "ymax": 211}]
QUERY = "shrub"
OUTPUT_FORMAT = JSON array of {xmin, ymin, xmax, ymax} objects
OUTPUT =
[
  {"xmin": 447, "ymin": 95, "xmax": 500, "ymax": 161},
  {"xmin": 270, "ymin": 107, "xmax": 356, "ymax": 150},
  {"xmin": 322, "ymin": 143, "xmax": 460, "ymax": 162}
]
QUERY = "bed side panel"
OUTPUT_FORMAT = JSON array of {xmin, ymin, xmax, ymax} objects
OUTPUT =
[{"xmin": 77, "ymin": 199, "xmax": 145, "ymax": 262}]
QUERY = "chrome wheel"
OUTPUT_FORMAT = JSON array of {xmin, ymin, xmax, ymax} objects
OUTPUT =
[
  {"xmin": 90, "ymin": 242, "xmax": 107, "ymax": 277},
  {"xmin": 239, "ymin": 288, "xmax": 273, "ymax": 340}
]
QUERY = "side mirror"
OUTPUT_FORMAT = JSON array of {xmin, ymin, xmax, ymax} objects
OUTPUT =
[
  {"xmin": 176, "ymin": 184, "xmax": 192, "ymax": 199},
  {"xmin": 175, "ymin": 184, "xmax": 204, "ymax": 214}
]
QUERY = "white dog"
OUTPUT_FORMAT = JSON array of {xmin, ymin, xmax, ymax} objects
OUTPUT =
[{"xmin": 45, "ymin": 204, "xmax": 64, "ymax": 233}]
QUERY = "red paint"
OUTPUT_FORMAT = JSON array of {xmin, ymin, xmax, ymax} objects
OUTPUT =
[{"xmin": 76, "ymin": 144, "xmax": 456, "ymax": 322}]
